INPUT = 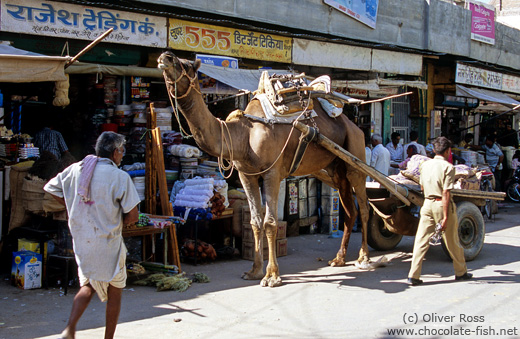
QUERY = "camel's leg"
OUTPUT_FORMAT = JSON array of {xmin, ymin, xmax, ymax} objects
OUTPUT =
[
  {"xmin": 238, "ymin": 172, "xmax": 265, "ymax": 280},
  {"xmin": 260, "ymin": 173, "xmax": 282, "ymax": 287},
  {"xmin": 328, "ymin": 175, "xmax": 356, "ymax": 267},
  {"xmin": 349, "ymin": 171, "xmax": 370, "ymax": 265}
]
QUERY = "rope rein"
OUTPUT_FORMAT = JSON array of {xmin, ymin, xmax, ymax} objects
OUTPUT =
[{"xmin": 163, "ymin": 59, "xmax": 202, "ymax": 139}]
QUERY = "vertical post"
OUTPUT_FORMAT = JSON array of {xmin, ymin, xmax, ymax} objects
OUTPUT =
[
  {"xmin": 145, "ymin": 103, "xmax": 157, "ymax": 214},
  {"xmin": 151, "ymin": 127, "xmax": 181, "ymax": 271}
]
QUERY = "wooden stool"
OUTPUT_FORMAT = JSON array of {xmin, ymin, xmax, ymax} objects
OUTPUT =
[{"xmin": 46, "ymin": 254, "xmax": 77, "ymax": 295}]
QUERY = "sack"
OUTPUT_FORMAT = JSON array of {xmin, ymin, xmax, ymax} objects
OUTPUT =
[
  {"xmin": 400, "ymin": 155, "xmax": 431, "ymax": 184},
  {"xmin": 42, "ymin": 192, "xmax": 66, "ymax": 213},
  {"xmin": 21, "ymin": 178, "xmax": 46, "ymax": 213},
  {"xmin": 454, "ymin": 164, "xmax": 477, "ymax": 180},
  {"xmin": 9, "ymin": 162, "xmax": 34, "ymax": 231}
]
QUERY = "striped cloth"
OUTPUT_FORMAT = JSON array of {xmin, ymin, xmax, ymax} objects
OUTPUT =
[
  {"xmin": 33, "ymin": 127, "xmax": 68, "ymax": 159},
  {"xmin": 77, "ymin": 155, "xmax": 98, "ymax": 204}
]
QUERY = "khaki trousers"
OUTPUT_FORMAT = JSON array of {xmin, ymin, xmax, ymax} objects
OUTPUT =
[{"xmin": 408, "ymin": 199, "xmax": 467, "ymax": 279}]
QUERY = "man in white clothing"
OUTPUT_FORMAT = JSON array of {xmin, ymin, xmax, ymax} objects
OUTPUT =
[
  {"xmin": 44, "ymin": 132, "xmax": 140, "ymax": 339},
  {"xmin": 403, "ymin": 131, "xmax": 427, "ymax": 159},
  {"xmin": 386, "ymin": 132, "xmax": 404, "ymax": 162},
  {"xmin": 370, "ymin": 133, "xmax": 391, "ymax": 178}
]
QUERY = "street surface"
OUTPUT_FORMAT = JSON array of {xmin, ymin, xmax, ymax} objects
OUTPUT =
[{"xmin": 1, "ymin": 202, "xmax": 519, "ymax": 339}]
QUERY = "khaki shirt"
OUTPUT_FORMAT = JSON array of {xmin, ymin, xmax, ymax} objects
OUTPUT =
[{"xmin": 420, "ymin": 155, "xmax": 455, "ymax": 199}]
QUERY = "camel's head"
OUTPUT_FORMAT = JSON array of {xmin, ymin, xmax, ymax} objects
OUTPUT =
[
  {"xmin": 158, "ymin": 50, "xmax": 201, "ymax": 98},
  {"xmin": 158, "ymin": 50, "xmax": 201, "ymax": 78}
]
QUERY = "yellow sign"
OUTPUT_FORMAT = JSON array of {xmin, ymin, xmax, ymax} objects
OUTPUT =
[{"xmin": 168, "ymin": 19, "xmax": 292, "ymax": 63}]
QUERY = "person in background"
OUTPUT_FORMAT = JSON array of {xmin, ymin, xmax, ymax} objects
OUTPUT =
[
  {"xmin": 407, "ymin": 136, "xmax": 472, "ymax": 286},
  {"xmin": 370, "ymin": 133, "xmax": 391, "ymax": 178},
  {"xmin": 471, "ymin": 135, "xmax": 504, "ymax": 190},
  {"xmin": 364, "ymin": 133, "xmax": 372, "ymax": 166},
  {"xmin": 511, "ymin": 150, "xmax": 520, "ymax": 171},
  {"xmin": 425, "ymin": 138, "xmax": 436, "ymax": 158},
  {"xmin": 499, "ymin": 124, "xmax": 519, "ymax": 148},
  {"xmin": 403, "ymin": 131, "xmax": 427, "ymax": 159},
  {"xmin": 458, "ymin": 133, "xmax": 474, "ymax": 149},
  {"xmin": 391, "ymin": 144, "xmax": 417, "ymax": 170},
  {"xmin": 386, "ymin": 132, "xmax": 404, "ymax": 162},
  {"xmin": 44, "ymin": 132, "xmax": 140, "ymax": 339},
  {"xmin": 34, "ymin": 123, "xmax": 69, "ymax": 160}
]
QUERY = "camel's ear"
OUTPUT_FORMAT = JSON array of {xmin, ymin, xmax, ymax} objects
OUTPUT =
[{"xmin": 193, "ymin": 59, "xmax": 201, "ymax": 72}]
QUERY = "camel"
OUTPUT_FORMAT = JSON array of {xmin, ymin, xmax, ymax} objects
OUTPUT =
[{"xmin": 158, "ymin": 51, "xmax": 370, "ymax": 287}]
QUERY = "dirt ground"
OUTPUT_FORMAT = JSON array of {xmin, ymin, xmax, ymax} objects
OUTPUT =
[{"xmin": 1, "ymin": 202, "xmax": 519, "ymax": 339}]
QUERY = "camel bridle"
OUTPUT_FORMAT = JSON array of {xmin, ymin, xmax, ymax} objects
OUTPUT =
[{"xmin": 162, "ymin": 58, "xmax": 201, "ymax": 100}]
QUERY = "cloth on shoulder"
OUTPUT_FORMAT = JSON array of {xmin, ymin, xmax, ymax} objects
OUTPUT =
[{"xmin": 77, "ymin": 155, "xmax": 98, "ymax": 204}]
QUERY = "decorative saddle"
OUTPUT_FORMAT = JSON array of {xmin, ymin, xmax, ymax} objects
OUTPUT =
[{"xmin": 255, "ymin": 72, "xmax": 344, "ymax": 118}]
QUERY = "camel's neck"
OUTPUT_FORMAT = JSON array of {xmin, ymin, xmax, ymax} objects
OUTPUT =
[{"xmin": 171, "ymin": 86, "xmax": 228, "ymax": 158}]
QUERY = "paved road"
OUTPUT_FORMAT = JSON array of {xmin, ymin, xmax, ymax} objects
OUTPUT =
[{"xmin": 1, "ymin": 203, "xmax": 519, "ymax": 339}]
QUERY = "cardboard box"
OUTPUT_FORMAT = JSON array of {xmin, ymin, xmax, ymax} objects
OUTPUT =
[
  {"xmin": 11, "ymin": 251, "xmax": 42, "ymax": 289},
  {"xmin": 242, "ymin": 241, "xmax": 268, "ymax": 261},
  {"xmin": 308, "ymin": 196, "xmax": 318, "ymax": 216},
  {"xmin": 307, "ymin": 177, "xmax": 317, "ymax": 197},
  {"xmin": 322, "ymin": 214, "xmax": 340, "ymax": 234},
  {"xmin": 321, "ymin": 183, "xmax": 339, "ymax": 196},
  {"xmin": 287, "ymin": 178, "xmax": 298, "ymax": 199},
  {"xmin": 18, "ymin": 238, "xmax": 47, "ymax": 258},
  {"xmin": 298, "ymin": 177, "xmax": 307, "ymax": 199},
  {"xmin": 276, "ymin": 221, "xmax": 287, "ymax": 240},
  {"xmin": 321, "ymin": 195, "xmax": 340, "ymax": 216},
  {"xmin": 298, "ymin": 198, "xmax": 308, "ymax": 219},
  {"xmin": 276, "ymin": 238, "xmax": 288, "ymax": 257}
]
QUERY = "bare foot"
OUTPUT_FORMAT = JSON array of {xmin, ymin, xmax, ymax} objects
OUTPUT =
[{"xmin": 58, "ymin": 328, "xmax": 74, "ymax": 339}]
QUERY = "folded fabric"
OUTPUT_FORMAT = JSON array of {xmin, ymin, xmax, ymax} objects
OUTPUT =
[{"xmin": 78, "ymin": 155, "xmax": 98, "ymax": 204}]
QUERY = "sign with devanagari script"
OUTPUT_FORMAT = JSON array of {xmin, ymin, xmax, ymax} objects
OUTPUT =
[
  {"xmin": 168, "ymin": 18, "xmax": 292, "ymax": 63},
  {"xmin": 0, "ymin": 0, "xmax": 167, "ymax": 47}
]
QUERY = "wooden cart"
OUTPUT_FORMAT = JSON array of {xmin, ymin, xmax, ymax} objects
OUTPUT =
[{"xmin": 293, "ymin": 121, "xmax": 506, "ymax": 261}]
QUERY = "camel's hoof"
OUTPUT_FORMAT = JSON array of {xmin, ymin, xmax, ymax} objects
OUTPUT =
[
  {"xmin": 268, "ymin": 277, "xmax": 282, "ymax": 287},
  {"xmin": 242, "ymin": 271, "xmax": 263, "ymax": 280},
  {"xmin": 328, "ymin": 258, "xmax": 346, "ymax": 267},
  {"xmin": 260, "ymin": 276, "xmax": 282, "ymax": 287}
]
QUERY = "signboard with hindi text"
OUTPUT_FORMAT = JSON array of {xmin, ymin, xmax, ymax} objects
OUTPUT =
[
  {"xmin": 0, "ymin": 0, "xmax": 167, "ymax": 47},
  {"xmin": 456, "ymin": 63, "xmax": 520, "ymax": 95},
  {"xmin": 168, "ymin": 18, "xmax": 292, "ymax": 63}
]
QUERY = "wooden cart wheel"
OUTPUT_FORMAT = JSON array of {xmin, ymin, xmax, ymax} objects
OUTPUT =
[
  {"xmin": 442, "ymin": 201, "xmax": 485, "ymax": 262},
  {"xmin": 367, "ymin": 209, "xmax": 403, "ymax": 251}
]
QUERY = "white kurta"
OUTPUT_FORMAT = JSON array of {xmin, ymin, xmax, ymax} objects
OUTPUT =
[
  {"xmin": 44, "ymin": 158, "xmax": 140, "ymax": 282},
  {"xmin": 370, "ymin": 143, "xmax": 391, "ymax": 176}
]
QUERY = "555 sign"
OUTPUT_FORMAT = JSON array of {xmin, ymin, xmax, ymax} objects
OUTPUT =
[{"xmin": 168, "ymin": 18, "xmax": 292, "ymax": 63}]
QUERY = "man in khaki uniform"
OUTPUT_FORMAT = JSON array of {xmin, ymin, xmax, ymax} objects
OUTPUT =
[{"xmin": 408, "ymin": 136, "xmax": 472, "ymax": 286}]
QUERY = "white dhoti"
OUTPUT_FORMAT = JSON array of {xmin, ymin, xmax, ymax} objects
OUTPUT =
[{"xmin": 78, "ymin": 250, "xmax": 127, "ymax": 302}]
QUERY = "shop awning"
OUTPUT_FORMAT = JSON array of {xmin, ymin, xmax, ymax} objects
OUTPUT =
[
  {"xmin": 198, "ymin": 63, "xmax": 292, "ymax": 92},
  {"xmin": 331, "ymin": 78, "xmax": 428, "ymax": 91},
  {"xmin": 66, "ymin": 63, "xmax": 164, "ymax": 78},
  {"xmin": 67, "ymin": 62, "xmax": 292, "ymax": 93},
  {"xmin": 0, "ymin": 43, "xmax": 71, "ymax": 83},
  {"xmin": 456, "ymin": 84, "xmax": 520, "ymax": 108}
]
